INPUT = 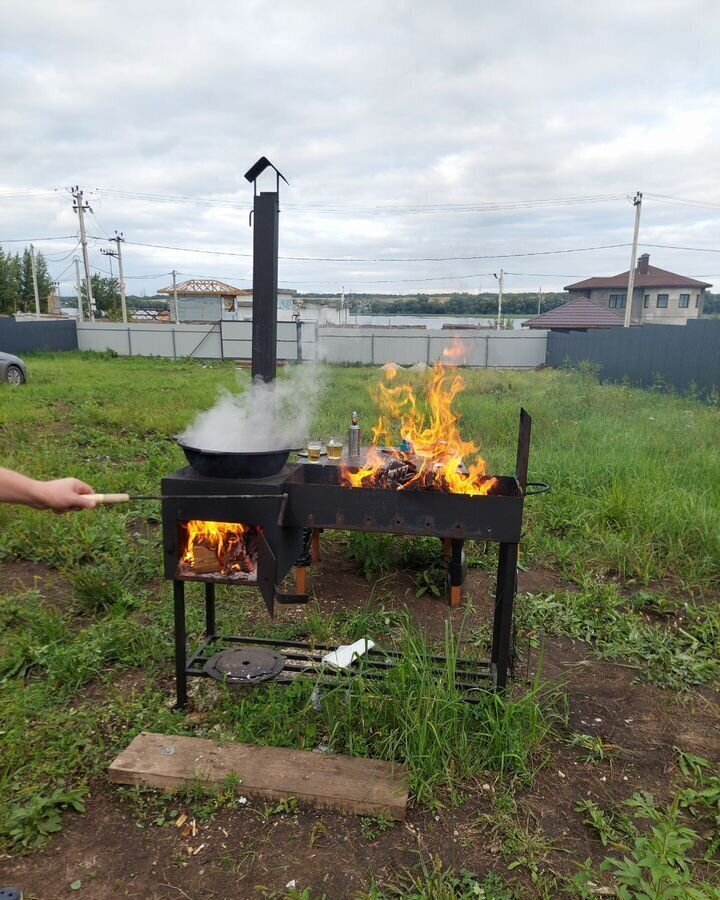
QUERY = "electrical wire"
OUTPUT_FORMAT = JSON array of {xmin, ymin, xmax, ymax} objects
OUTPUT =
[
  {"xmin": 92, "ymin": 187, "xmax": 629, "ymax": 215},
  {"xmin": 0, "ymin": 235, "xmax": 78, "ymax": 243},
  {"xmin": 91, "ymin": 236, "xmax": 633, "ymax": 263}
]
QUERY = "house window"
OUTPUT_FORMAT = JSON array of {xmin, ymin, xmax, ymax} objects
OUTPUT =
[
  {"xmin": 609, "ymin": 293, "xmax": 626, "ymax": 309},
  {"xmin": 643, "ymin": 294, "xmax": 650, "ymax": 308},
  {"xmin": 679, "ymin": 294, "xmax": 690, "ymax": 308},
  {"xmin": 696, "ymin": 294, "xmax": 700, "ymax": 307},
  {"xmin": 656, "ymin": 294, "xmax": 669, "ymax": 308}
]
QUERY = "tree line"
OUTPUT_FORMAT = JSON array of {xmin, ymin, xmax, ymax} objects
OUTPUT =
[
  {"xmin": 356, "ymin": 292, "xmax": 569, "ymax": 316},
  {"xmin": 0, "ymin": 244, "xmax": 53, "ymax": 314}
]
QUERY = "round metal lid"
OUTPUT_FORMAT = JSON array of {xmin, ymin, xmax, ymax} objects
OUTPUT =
[{"xmin": 204, "ymin": 646, "xmax": 285, "ymax": 684}]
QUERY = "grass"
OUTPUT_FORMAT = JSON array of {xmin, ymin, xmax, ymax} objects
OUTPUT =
[{"xmin": 0, "ymin": 353, "xmax": 719, "ymax": 892}]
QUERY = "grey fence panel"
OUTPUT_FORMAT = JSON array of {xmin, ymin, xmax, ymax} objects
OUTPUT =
[
  {"xmin": 546, "ymin": 319, "xmax": 720, "ymax": 394},
  {"xmin": 428, "ymin": 333, "xmax": 488, "ymax": 366},
  {"xmin": 486, "ymin": 332, "xmax": 547, "ymax": 368},
  {"xmin": 174, "ymin": 324, "xmax": 222, "ymax": 359},
  {"xmin": 0, "ymin": 318, "xmax": 77, "ymax": 353}
]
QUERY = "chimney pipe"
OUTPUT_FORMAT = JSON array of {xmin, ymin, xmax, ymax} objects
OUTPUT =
[{"xmin": 638, "ymin": 253, "xmax": 650, "ymax": 275}]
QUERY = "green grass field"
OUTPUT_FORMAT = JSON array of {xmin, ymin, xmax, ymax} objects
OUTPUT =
[{"xmin": 0, "ymin": 353, "xmax": 719, "ymax": 898}]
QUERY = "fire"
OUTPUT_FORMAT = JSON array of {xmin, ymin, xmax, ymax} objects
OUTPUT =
[
  {"xmin": 340, "ymin": 361, "xmax": 497, "ymax": 496},
  {"xmin": 180, "ymin": 520, "xmax": 259, "ymax": 578}
]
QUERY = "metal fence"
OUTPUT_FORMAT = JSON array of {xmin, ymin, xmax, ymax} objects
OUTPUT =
[
  {"xmin": 546, "ymin": 318, "xmax": 720, "ymax": 395},
  {"xmin": 76, "ymin": 320, "xmax": 546, "ymax": 368},
  {"xmin": 76, "ymin": 320, "xmax": 315, "ymax": 362},
  {"xmin": 0, "ymin": 317, "xmax": 78, "ymax": 353},
  {"xmin": 317, "ymin": 327, "xmax": 547, "ymax": 368}
]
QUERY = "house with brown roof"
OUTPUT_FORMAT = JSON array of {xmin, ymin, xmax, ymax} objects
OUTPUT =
[
  {"xmin": 562, "ymin": 254, "xmax": 711, "ymax": 326},
  {"xmin": 523, "ymin": 296, "xmax": 625, "ymax": 332}
]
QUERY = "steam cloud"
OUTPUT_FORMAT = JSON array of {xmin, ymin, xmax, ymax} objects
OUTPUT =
[{"xmin": 180, "ymin": 364, "xmax": 325, "ymax": 452}]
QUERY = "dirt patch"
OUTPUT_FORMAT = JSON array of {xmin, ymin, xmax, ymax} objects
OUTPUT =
[{"xmin": 0, "ymin": 561, "xmax": 74, "ymax": 611}]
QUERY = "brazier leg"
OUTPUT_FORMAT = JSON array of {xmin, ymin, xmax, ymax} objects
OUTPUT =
[
  {"xmin": 491, "ymin": 542, "xmax": 518, "ymax": 690},
  {"xmin": 204, "ymin": 582, "xmax": 216, "ymax": 639},
  {"xmin": 173, "ymin": 580, "xmax": 188, "ymax": 709}
]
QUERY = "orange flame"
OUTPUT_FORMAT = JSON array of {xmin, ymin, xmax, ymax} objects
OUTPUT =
[
  {"xmin": 181, "ymin": 520, "xmax": 258, "ymax": 576},
  {"xmin": 340, "ymin": 361, "xmax": 497, "ymax": 496}
]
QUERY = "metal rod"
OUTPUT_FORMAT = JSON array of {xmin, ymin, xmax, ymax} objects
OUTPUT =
[{"xmin": 90, "ymin": 492, "xmax": 289, "ymax": 504}]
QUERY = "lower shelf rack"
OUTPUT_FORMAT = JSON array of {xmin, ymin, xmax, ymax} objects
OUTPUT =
[{"xmin": 185, "ymin": 634, "xmax": 494, "ymax": 701}]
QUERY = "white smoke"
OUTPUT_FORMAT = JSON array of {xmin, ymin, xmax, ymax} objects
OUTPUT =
[{"xmin": 180, "ymin": 364, "xmax": 325, "ymax": 452}]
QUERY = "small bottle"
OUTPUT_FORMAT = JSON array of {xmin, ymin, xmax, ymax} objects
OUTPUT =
[{"xmin": 348, "ymin": 411, "xmax": 361, "ymax": 457}]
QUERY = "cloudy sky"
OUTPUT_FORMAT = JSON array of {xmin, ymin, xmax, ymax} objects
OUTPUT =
[{"xmin": 1, "ymin": 0, "xmax": 719, "ymax": 297}]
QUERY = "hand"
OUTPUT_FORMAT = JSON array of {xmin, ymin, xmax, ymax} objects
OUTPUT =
[{"xmin": 35, "ymin": 478, "xmax": 98, "ymax": 514}]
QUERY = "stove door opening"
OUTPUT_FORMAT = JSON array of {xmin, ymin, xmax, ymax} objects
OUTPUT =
[{"xmin": 178, "ymin": 520, "xmax": 261, "ymax": 582}]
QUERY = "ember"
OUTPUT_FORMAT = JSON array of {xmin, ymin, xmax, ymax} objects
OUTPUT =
[
  {"xmin": 179, "ymin": 520, "xmax": 260, "ymax": 580},
  {"xmin": 340, "ymin": 360, "xmax": 498, "ymax": 496}
]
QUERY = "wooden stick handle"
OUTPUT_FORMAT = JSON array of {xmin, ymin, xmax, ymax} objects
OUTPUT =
[{"xmin": 90, "ymin": 493, "xmax": 131, "ymax": 505}]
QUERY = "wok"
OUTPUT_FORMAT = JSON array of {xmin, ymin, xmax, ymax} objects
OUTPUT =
[{"xmin": 177, "ymin": 438, "xmax": 300, "ymax": 479}]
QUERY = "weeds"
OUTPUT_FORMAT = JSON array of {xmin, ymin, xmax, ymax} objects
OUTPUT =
[
  {"xmin": 517, "ymin": 581, "xmax": 720, "ymax": 689},
  {"xmin": 0, "ymin": 787, "xmax": 86, "ymax": 850},
  {"xmin": 573, "ymin": 751, "xmax": 720, "ymax": 897},
  {"xmin": 360, "ymin": 855, "xmax": 516, "ymax": 899}
]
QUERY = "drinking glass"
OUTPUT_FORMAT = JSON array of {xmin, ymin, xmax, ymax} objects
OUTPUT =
[
  {"xmin": 326, "ymin": 437, "xmax": 343, "ymax": 460},
  {"xmin": 307, "ymin": 440, "xmax": 322, "ymax": 462}
]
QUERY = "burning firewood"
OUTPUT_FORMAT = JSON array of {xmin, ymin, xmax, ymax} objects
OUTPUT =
[{"xmin": 191, "ymin": 544, "xmax": 221, "ymax": 574}]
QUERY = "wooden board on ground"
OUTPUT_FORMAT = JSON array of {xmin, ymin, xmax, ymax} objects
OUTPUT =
[{"xmin": 109, "ymin": 731, "xmax": 409, "ymax": 820}]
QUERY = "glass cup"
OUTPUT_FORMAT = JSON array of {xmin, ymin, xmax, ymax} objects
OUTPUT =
[
  {"xmin": 307, "ymin": 440, "xmax": 322, "ymax": 462},
  {"xmin": 326, "ymin": 437, "xmax": 343, "ymax": 460}
]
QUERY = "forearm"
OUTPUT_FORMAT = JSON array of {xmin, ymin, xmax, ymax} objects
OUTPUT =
[{"xmin": 0, "ymin": 467, "xmax": 45, "ymax": 508}]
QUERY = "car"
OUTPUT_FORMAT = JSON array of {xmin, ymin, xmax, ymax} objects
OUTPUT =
[{"xmin": 0, "ymin": 352, "xmax": 28, "ymax": 385}]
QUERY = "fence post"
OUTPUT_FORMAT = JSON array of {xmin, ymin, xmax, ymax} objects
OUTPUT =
[
  {"xmin": 127, "ymin": 327, "xmax": 133, "ymax": 357},
  {"xmin": 371, "ymin": 332, "xmax": 375, "ymax": 365},
  {"xmin": 426, "ymin": 334, "xmax": 431, "ymax": 364},
  {"xmin": 171, "ymin": 327, "xmax": 177, "ymax": 361},
  {"xmin": 296, "ymin": 320, "xmax": 303, "ymax": 363},
  {"xmin": 484, "ymin": 334, "xmax": 489, "ymax": 368}
]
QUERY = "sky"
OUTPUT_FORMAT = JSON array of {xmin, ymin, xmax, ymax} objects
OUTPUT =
[{"xmin": 1, "ymin": 0, "xmax": 719, "ymax": 297}]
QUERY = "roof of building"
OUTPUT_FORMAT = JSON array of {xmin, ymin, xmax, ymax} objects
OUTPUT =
[
  {"xmin": 523, "ymin": 296, "xmax": 626, "ymax": 330},
  {"xmin": 565, "ymin": 258, "xmax": 711, "ymax": 291},
  {"xmin": 157, "ymin": 278, "xmax": 246, "ymax": 297}
]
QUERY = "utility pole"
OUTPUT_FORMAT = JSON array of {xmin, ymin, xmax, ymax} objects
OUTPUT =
[
  {"xmin": 114, "ymin": 232, "xmax": 127, "ymax": 324},
  {"xmin": 624, "ymin": 192, "xmax": 643, "ymax": 328},
  {"xmin": 101, "ymin": 231, "xmax": 127, "ymax": 323},
  {"xmin": 74, "ymin": 257, "xmax": 84, "ymax": 322},
  {"xmin": 494, "ymin": 269, "xmax": 504, "ymax": 329},
  {"xmin": 538, "ymin": 286, "xmax": 543, "ymax": 316},
  {"xmin": 172, "ymin": 270, "xmax": 180, "ymax": 323},
  {"xmin": 72, "ymin": 187, "xmax": 95, "ymax": 322},
  {"xmin": 30, "ymin": 244, "xmax": 41, "ymax": 317}
]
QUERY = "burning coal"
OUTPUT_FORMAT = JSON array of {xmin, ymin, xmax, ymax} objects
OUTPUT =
[
  {"xmin": 341, "ymin": 360, "xmax": 497, "ymax": 496},
  {"xmin": 180, "ymin": 364, "xmax": 325, "ymax": 452},
  {"xmin": 179, "ymin": 520, "xmax": 260, "ymax": 580}
]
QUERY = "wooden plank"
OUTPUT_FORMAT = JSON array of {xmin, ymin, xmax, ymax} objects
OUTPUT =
[{"xmin": 109, "ymin": 732, "xmax": 408, "ymax": 820}]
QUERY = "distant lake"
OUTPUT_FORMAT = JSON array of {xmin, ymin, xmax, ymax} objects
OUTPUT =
[{"xmin": 348, "ymin": 314, "xmax": 528, "ymax": 330}]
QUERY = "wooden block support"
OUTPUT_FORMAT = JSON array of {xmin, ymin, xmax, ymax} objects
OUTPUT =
[
  {"xmin": 295, "ymin": 566, "xmax": 307, "ymax": 595},
  {"xmin": 109, "ymin": 732, "xmax": 408, "ymax": 820},
  {"xmin": 311, "ymin": 528, "xmax": 321, "ymax": 563},
  {"xmin": 449, "ymin": 584, "xmax": 462, "ymax": 608}
]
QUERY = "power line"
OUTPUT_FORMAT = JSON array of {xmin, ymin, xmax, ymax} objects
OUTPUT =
[
  {"xmin": 0, "ymin": 235, "xmax": 78, "ymax": 243},
  {"xmin": 92, "ymin": 187, "xmax": 629, "ymax": 215},
  {"xmin": 94, "ymin": 236, "xmax": 633, "ymax": 263}
]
